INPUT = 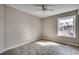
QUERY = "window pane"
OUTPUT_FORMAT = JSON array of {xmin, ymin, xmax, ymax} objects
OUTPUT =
[{"xmin": 57, "ymin": 16, "xmax": 76, "ymax": 38}]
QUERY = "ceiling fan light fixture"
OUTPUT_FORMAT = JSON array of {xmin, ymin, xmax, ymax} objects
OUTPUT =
[{"xmin": 34, "ymin": 4, "xmax": 54, "ymax": 11}]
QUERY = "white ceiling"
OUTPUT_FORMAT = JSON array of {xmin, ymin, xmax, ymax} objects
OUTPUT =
[{"xmin": 7, "ymin": 4, "xmax": 79, "ymax": 18}]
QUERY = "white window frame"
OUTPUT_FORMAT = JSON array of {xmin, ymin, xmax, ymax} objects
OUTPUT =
[{"xmin": 57, "ymin": 15, "xmax": 76, "ymax": 38}]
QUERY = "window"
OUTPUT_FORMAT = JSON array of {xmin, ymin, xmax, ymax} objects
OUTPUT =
[{"xmin": 57, "ymin": 15, "xmax": 76, "ymax": 38}]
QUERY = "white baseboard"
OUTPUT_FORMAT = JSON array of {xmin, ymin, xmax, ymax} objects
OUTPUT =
[{"xmin": 0, "ymin": 36, "xmax": 40, "ymax": 54}]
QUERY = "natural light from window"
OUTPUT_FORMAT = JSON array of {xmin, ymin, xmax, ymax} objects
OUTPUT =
[
  {"xmin": 35, "ymin": 41, "xmax": 61, "ymax": 46},
  {"xmin": 57, "ymin": 15, "xmax": 76, "ymax": 38}
]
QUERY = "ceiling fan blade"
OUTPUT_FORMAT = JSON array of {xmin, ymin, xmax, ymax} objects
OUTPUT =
[
  {"xmin": 33, "ymin": 4, "xmax": 54, "ymax": 6},
  {"xmin": 46, "ymin": 9, "xmax": 54, "ymax": 11},
  {"xmin": 29, "ymin": 9, "xmax": 54, "ymax": 11},
  {"xmin": 36, "ymin": 8, "xmax": 54, "ymax": 11}
]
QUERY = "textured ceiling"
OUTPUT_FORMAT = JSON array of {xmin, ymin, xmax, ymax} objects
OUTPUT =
[{"xmin": 7, "ymin": 4, "xmax": 79, "ymax": 18}]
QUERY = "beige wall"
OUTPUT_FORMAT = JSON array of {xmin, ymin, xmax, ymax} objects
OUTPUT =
[
  {"xmin": 3, "ymin": 5, "xmax": 41, "ymax": 50},
  {"xmin": 42, "ymin": 10, "xmax": 79, "ymax": 46},
  {"xmin": 0, "ymin": 5, "xmax": 4, "ymax": 51}
]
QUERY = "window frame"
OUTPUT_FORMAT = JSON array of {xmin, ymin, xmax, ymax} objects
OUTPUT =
[{"xmin": 57, "ymin": 15, "xmax": 76, "ymax": 38}]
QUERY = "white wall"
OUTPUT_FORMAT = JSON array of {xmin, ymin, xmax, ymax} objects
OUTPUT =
[
  {"xmin": 3, "ymin": 5, "xmax": 41, "ymax": 50},
  {"xmin": 0, "ymin": 5, "xmax": 4, "ymax": 51},
  {"xmin": 42, "ymin": 10, "xmax": 79, "ymax": 46}
]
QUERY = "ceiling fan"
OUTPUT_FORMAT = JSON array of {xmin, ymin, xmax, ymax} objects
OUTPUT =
[{"xmin": 34, "ymin": 4, "xmax": 54, "ymax": 11}]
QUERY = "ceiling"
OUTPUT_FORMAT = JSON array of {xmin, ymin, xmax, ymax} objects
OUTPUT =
[{"xmin": 7, "ymin": 4, "xmax": 79, "ymax": 18}]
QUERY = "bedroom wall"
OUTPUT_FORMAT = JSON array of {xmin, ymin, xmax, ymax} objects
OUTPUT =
[
  {"xmin": 3, "ymin": 5, "xmax": 41, "ymax": 50},
  {"xmin": 0, "ymin": 5, "xmax": 4, "ymax": 51},
  {"xmin": 42, "ymin": 10, "xmax": 79, "ymax": 46}
]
